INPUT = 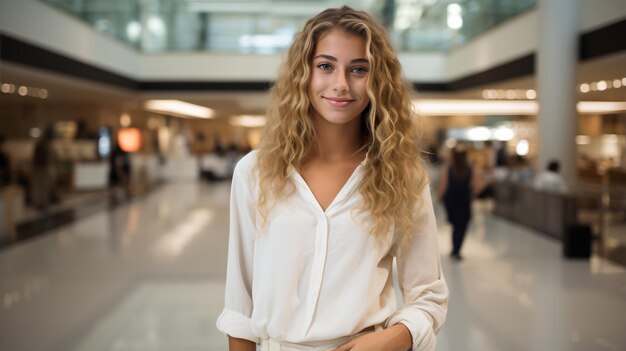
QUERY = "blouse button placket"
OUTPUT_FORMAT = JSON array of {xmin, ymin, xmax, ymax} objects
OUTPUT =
[{"xmin": 302, "ymin": 213, "xmax": 329, "ymax": 334}]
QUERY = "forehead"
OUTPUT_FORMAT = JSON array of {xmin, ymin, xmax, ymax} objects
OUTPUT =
[{"xmin": 313, "ymin": 28, "xmax": 367, "ymax": 57}]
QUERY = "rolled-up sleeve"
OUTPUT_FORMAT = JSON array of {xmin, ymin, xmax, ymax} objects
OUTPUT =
[
  {"xmin": 215, "ymin": 158, "xmax": 259, "ymax": 344},
  {"xmin": 385, "ymin": 185, "xmax": 449, "ymax": 351}
]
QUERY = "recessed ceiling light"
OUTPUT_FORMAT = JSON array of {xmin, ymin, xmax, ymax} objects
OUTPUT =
[
  {"xmin": 579, "ymin": 84, "xmax": 590, "ymax": 93},
  {"xmin": 144, "ymin": 100, "xmax": 214, "ymax": 119},
  {"xmin": 230, "ymin": 115, "xmax": 266, "ymax": 128}
]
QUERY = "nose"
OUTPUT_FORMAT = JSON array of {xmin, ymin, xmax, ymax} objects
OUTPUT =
[{"xmin": 333, "ymin": 72, "xmax": 349, "ymax": 93}]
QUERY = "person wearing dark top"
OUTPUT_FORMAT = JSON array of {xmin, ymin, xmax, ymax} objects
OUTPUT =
[
  {"xmin": 0, "ymin": 135, "xmax": 11, "ymax": 187},
  {"xmin": 31, "ymin": 127, "xmax": 58, "ymax": 209},
  {"xmin": 109, "ymin": 140, "xmax": 132, "ymax": 200},
  {"xmin": 438, "ymin": 147, "xmax": 479, "ymax": 260}
]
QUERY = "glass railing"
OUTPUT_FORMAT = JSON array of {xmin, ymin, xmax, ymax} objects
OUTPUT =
[{"xmin": 41, "ymin": 0, "xmax": 536, "ymax": 54}]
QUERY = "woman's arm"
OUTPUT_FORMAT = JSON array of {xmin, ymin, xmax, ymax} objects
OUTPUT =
[
  {"xmin": 228, "ymin": 336, "xmax": 256, "ymax": 351},
  {"xmin": 384, "ymin": 185, "xmax": 449, "ymax": 351},
  {"xmin": 216, "ymin": 153, "xmax": 260, "ymax": 345}
]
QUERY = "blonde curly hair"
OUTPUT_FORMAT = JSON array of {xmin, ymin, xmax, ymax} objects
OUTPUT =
[{"xmin": 255, "ymin": 6, "xmax": 428, "ymax": 246}]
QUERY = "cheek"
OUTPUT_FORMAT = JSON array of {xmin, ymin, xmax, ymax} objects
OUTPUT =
[
  {"xmin": 309, "ymin": 74, "xmax": 323, "ymax": 93},
  {"xmin": 356, "ymin": 79, "xmax": 368, "ymax": 95},
  {"xmin": 359, "ymin": 83, "xmax": 370, "ymax": 103},
  {"xmin": 307, "ymin": 79, "xmax": 317, "ymax": 101}
]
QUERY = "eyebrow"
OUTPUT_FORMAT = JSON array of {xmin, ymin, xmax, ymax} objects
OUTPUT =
[{"xmin": 313, "ymin": 54, "xmax": 369, "ymax": 64}]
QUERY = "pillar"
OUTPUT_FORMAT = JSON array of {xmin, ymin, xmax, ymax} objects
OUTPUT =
[{"xmin": 536, "ymin": 0, "xmax": 581, "ymax": 187}]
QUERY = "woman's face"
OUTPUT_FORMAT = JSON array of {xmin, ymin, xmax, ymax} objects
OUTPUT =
[{"xmin": 308, "ymin": 28, "xmax": 370, "ymax": 126}]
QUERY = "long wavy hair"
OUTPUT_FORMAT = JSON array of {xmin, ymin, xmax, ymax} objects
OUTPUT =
[{"xmin": 255, "ymin": 6, "xmax": 428, "ymax": 246}]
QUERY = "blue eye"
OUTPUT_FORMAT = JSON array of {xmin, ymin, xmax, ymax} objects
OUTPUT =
[
  {"xmin": 317, "ymin": 63, "xmax": 332, "ymax": 71},
  {"xmin": 352, "ymin": 67, "xmax": 368, "ymax": 74}
]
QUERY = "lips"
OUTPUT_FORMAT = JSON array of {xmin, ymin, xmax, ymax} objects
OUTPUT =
[{"xmin": 323, "ymin": 96, "xmax": 355, "ymax": 108}]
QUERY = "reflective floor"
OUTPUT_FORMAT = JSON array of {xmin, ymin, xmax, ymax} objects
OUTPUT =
[{"xmin": 1, "ymin": 181, "xmax": 625, "ymax": 351}]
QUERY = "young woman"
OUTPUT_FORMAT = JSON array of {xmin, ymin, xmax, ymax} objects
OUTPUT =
[{"xmin": 217, "ymin": 6, "xmax": 448, "ymax": 351}]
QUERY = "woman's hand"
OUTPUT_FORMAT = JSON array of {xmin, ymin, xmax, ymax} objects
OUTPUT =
[
  {"xmin": 228, "ymin": 336, "xmax": 256, "ymax": 351},
  {"xmin": 333, "ymin": 324, "xmax": 412, "ymax": 351}
]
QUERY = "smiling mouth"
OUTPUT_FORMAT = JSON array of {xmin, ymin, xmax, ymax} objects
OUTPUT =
[{"xmin": 323, "ymin": 97, "xmax": 355, "ymax": 107}]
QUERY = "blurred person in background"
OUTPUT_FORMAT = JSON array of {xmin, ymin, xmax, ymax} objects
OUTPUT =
[
  {"xmin": 0, "ymin": 135, "xmax": 12, "ymax": 187},
  {"xmin": 534, "ymin": 159, "xmax": 568, "ymax": 194},
  {"xmin": 31, "ymin": 126, "xmax": 58, "ymax": 210},
  {"xmin": 483, "ymin": 140, "xmax": 496, "ymax": 171},
  {"xmin": 108, "ymin": 136, "xmax": 132, "ymax": 201},
  {"xmin": 508, "ymin": 155, "xmax": 533, "ymax": 184},
  {"xmin": 477, "ymin": 140, "xmax": 496, "ymax": 199},
  {"xmin": 438, "ymin": 146, "xmax": 480, "ymax": 260}
]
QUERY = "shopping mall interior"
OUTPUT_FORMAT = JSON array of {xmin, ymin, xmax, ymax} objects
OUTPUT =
[{"xmin": 1, "ymin": 0, "xmax": 625, "ymax": 350}]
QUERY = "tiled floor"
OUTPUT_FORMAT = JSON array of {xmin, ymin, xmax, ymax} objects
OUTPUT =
[{"xmin": 1, "ymin": 181, "xmax": 625, "ymax": 351}]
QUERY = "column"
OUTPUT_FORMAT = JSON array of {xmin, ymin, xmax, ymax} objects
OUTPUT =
[{"xmin": 536, "ymin": 0, "xmax": 581, "ymax": 187}]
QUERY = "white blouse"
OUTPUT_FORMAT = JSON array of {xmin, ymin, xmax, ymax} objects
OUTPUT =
[{"xmin": 216, "ymin": 151, "xmax": 448, "ymax": 351}]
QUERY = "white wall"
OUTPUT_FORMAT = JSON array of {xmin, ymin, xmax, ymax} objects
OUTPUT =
[
  {"xmin": 446, "ymin": 10, "xmax": 538, "ymax": 81},
  {"xmin": 393, "ymin": 52, "xmax": 449, "ymax": 83},
  {"xmin": 138, "ymin": 53, "xmax": 283, "ymax": 81},
  {"xmin": 581, "ymin": 0, "xmax": 626, "ymax": 31},
  {"xmin": 2, "ymin": 0, "xmax": 625, "ymax": 84}
]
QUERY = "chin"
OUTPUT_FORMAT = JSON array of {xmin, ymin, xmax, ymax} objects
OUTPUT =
[{"xmin": 320, "ymin": 113, "xmax": 361, "ymax": 125}]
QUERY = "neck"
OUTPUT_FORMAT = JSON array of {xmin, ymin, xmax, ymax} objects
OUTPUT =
[{"xmin": 309, "ymin": 114, "xmax": 364, "ymax": 163}]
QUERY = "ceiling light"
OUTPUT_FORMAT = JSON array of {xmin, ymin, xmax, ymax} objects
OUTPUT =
[
  {"xmin": 126, "ymin": 21, "xmax": 141, "ymax": 41},
  {"xmin": 575, "ymin": 135, "xmax": 590, "ymax": 145},
  {"xmin": 613, "ymin": 79, "xmax": 622, "ymax": 88},
  {"xmin": 597, "ymin": 80, "xmax": 608, "ymax": 91},
  {"xmin": 482, "ymin": 89, "xmax": 497, "ymax": 99},
  {"xmin": 525, "ymin": 89, "xmax": 536, "ymax": 99},
  {"xmin": 147, "ymin": 16, "xmax": 165, "ymax": 35},
  {"xmin": 505, "ymin": 90, "xmax": 517, "ymax": 99},
  {"xmin": 467, "ymin": 127, "xmax": 491, "ymax": 141},
  {"xmin": 516, "ymin": 139, "xmax": 529, "ymax": 156},
  {"xmin": 447, "ymin": 4, "xmax": 463, "ymax": 30},
  {"xmin": 577, "ymin": 101, "xmax": 626, "ymax": 113},
  {"xmin": 30, "ymin": 128, "xmax": 41, "ymax": 138},
  {"xmin": 493, "ymin": 127, "xmax": 515, "ymax": 141},
  {"xmin": 27, "ymin": 88, "xmax": 39, "ymax": 97},
  {"xmin": 230, "ymin": 115, "xmax": 267, "ymax": 128},
  {"xmin": 144, "ymin": 100, "xmax": 214, "ymax": 119},
  {"xmin": 579, "ymin": 84, "xmax": 590, "ymax": 93},
  {"xmin": 447, "ymin": 15, "xmax": 463, "ymax": 29},
  {"xmin": 413, "ymin": 99, "xmax": 538, "ymax": 115},
  {"xmin": 18, "ymin": 86, "xmax": 28, "ymax": 96},
  {"xmin": 412, "ymin": 99, "xmax": 626, "ymax": 116},
  {"xmin": 120, "ymin": 113, "xmax": 132, "ymax": 127},
  {"xmin": 602, "ymin": 134, "xmax": 619, "ymax": 143}
]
